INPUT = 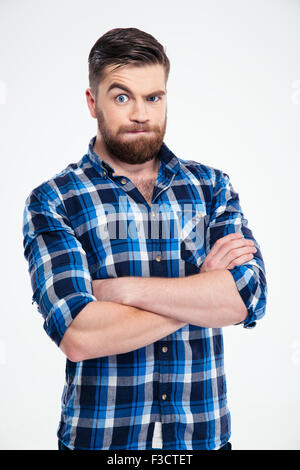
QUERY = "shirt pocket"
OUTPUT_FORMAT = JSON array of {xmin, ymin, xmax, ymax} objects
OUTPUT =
[{"xmin": 180, "ymin": 211, "xmax": 209, "ymax": 274}]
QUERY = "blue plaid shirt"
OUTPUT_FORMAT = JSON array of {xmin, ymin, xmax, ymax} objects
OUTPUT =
[{"xmin": 22, "ymin": 136, "xmax": 267, "ymax": 450}]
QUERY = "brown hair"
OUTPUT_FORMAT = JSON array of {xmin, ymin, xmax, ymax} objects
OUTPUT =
[{"xmin": 88, "ymin": 27, "xmax": 170, "ymax": 98}]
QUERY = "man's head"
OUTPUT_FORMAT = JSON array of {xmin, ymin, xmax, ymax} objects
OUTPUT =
[{"xmin": 86, "ymin": 28, "xmax": 170, "ymax": 166}]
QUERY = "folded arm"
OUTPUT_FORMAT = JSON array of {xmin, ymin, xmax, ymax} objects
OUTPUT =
[
  {"xmin": 60, "ymin": 301, "xmax": 186, "ymax": 362},
  {"xmin": 93, "ymin": 269, "xmax": 247, "ymax": 328},
  {"xmin": 22, "ymin": 185, "xmax": 185, "ymax": 362},
  {"xmin": 93, "ymin": 171, "xmax": 268, "ymax": 329}
]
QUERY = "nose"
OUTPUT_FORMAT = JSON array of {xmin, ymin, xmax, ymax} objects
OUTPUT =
[{"xmin": 130, "ymin": 99, "xmax": 149, "ymax": 123}]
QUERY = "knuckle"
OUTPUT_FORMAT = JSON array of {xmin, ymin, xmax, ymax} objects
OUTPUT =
[
  {"xmin": 206, "ymin": 259, "xmax": 215, "ymax": 269},
  {"xmin": 214, "ymin": 238, "xmax": 221, "ymax": 247}
]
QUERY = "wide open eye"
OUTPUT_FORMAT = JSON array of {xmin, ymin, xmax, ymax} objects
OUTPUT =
[
  {"xmin": 115, "ymin": 94, "xmax": 161, "ymax": 104},
  {"xmin": 115, "ymin": 94, "xmax": 129, "ymax": 103}
]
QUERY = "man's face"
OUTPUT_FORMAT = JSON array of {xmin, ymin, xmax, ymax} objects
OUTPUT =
[{"xmin": 93, "ymin": 63, "xmax": 167, "ymax": 165}]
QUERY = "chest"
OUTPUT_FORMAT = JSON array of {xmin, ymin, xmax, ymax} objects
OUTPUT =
[
  {"xmin": 71, "ymin": 170, "xmax": 209, "ymax": 279},
  {"xmin": 129, "ymin": 175, "xmax": 158, "ymax": 206}
]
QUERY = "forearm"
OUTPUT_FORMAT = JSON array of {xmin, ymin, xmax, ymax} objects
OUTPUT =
[
  {"xmin": 121, "ymin": 270, "xmax": 248, "ymax": 328},
  {"xmin": 60, "ymin": 300, "xmax": 186, "ymax": 362}
]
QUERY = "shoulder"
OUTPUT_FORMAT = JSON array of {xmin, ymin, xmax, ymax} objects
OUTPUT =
[
  {"xmin": 177, "ymin": 156, "xmax": 230, "ymax": 188},
  {"xmin": 24, "ymin": 157, "xmax": 86, "ymax": 205}
]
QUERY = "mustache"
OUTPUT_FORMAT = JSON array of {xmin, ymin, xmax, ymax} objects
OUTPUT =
[{"xmin": 121, "ymin": 124, "xmax": 163, "ymax": 133}]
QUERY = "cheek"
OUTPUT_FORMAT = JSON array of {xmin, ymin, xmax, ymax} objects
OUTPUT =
[
  {"xmin": 99, "ymin": 108, "xmax": 123, "ymax": 134},
  {"xmin": 154, "ymin": 106, "xmax": 167, "ymax": 122},
  {"xmin": 107, "ymin": 106, "xmax": 129, "ymax": 124}
]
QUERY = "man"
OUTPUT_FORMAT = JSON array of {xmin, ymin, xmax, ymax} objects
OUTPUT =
[{"xmin": 22, "ymin": 27, "xmax": 267, "ymax": 451}]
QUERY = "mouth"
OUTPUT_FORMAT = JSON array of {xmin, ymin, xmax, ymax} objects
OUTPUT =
[{"xmin": 127, "ymin": 130, "xmax": 147, "ymax": 133}]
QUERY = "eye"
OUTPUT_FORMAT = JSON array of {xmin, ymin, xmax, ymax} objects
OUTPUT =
[
  {"xmin": 148, "ymin": 96, "xmax": 161, "ymax": 103},
  {"xmin": 115, "ymin": 94, "xmax": 129, "ymax": 103},
  {"xmin": 115, "ymin": 94, "xmax": 162, "ymax": 104}
]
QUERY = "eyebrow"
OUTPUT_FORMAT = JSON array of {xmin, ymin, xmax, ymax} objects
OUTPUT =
[{"xmin": 107, "ymin": 82, "xmax": 166, "ymax": 97}]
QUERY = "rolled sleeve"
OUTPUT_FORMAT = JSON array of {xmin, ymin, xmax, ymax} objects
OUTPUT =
[
  {"xmin": 206, "ymin": 170, "xmax": 268, "ymax": 328},
  {"xmin": 22, "ymin": 184, "xmax": 97, "ymax": 346}
]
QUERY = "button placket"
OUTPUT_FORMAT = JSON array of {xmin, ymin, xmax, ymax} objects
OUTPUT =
[{"xmin": 158, "ymin": 341, "xmax": 171, "ymax": 409}]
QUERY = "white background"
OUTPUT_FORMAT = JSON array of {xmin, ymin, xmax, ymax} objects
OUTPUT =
[{"xmin": 0, "ymin": 0, "xmax": 299, "ymax": 450}]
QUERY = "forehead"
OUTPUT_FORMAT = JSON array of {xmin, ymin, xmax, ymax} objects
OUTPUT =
[{"xmin": 102, "ymin": 63, "xmax": 166, "ymax": 89}]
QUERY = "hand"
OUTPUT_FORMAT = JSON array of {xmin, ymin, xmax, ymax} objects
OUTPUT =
[
  {"xmin": 92, "ymin": 277, "xmax": 129, "ymax": 304},
  {"xmin": 200, "ymin": 232, "xmax": 257, "ymax": 273}
]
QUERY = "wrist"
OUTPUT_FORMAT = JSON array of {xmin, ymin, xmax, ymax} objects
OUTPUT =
[{"xmin": 122, "ymin": 276, "xmax": 148, "ymax": 309}]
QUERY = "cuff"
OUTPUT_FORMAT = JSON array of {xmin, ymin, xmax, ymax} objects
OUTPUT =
[{"xmin": 44, "ymin": 293, "xmax": 97, "ymax": 346}]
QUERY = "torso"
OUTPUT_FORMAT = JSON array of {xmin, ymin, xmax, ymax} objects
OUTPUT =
[{"xmin": 130, "ymin": 175, "xmax": 158, "ymax": 206}]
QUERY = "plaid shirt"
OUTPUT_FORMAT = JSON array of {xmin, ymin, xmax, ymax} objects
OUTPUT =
[{"xmin": 22, "ymin": 135, "xmax": 267, "ymax": 450}]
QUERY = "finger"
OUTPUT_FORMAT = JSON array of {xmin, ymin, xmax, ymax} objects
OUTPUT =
[
  {"xmin": 211, "ymin": 236, "xmax": 255, "ymax": 264},
  {"xmin": 222, "ymin": 244, "xmax": 257, "ymax": 266},
  {"xmin": 227, "ymin": 253, "xmax": 255, "ymax": 269}
]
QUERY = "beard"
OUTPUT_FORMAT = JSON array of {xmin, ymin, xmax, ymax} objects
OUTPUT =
[{"xmin": 95, "ymin": 107, "xmax": 167, "ymax": 165}]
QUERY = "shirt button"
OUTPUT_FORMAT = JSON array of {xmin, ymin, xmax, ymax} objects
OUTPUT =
[
  {"xmin": 162, "ymin": 346, "xmax": 168, "ymax": 353},
  {"xmin": 161, "ymin": 394, "xmax": 167, "ymax": 401},
  {"xmin": 196, "ymin": 212, "xmax": 202, "ymax": 219},
  {"xmin": 151, "ymin": 211, "xmax": 156, "ymax": 218},
  {"xmin": 155, "ymin": 254, "xmax": 161, "ymax": 262},
  {"xmin": 121, "ymin": 178, "xmax": 127, "ymax": 185}
]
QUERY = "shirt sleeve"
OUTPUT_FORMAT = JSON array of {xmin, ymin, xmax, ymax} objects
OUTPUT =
[
  {"xmin": 206, "ymin": 170, "xmax": 268, "ymax": 328},
  {"xmin": 22, "ymin": 183, "xmax": 97, "ymax": 346}
]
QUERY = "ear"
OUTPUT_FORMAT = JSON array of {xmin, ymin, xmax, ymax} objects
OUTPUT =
[{"xmin": 85, "ymin": 88, "xmax": 97, "ymax": 119}]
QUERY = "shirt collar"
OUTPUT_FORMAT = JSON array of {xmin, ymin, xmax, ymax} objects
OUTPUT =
[{"xmin": 87, "ymin": 135, "xmax": 181, "ymax": 178}]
